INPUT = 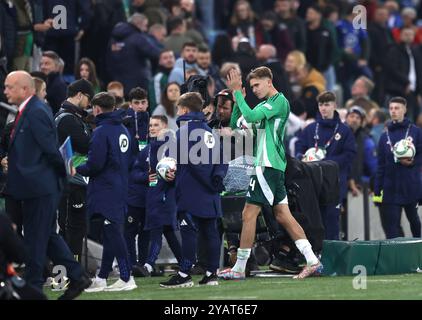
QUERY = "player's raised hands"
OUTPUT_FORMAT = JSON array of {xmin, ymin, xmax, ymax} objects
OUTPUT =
[{"xmin": 227, "ymin": 68, "xmax": 243, "ymax": 92}]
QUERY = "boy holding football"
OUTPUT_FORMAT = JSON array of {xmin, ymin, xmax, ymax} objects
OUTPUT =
[
  {"xmin": 374, "ymin": 97, "xmax": 422, "ymax": 238},
  {"xmin": 131, "ymin": 115, "xmax": 182, "ymax": 277}
]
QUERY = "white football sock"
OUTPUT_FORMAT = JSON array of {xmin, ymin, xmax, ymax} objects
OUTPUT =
[
  {"xmin": 231, "ymin": 248, "xmax": 251, "ymax": 273},
  {"xmin": 178, "ymin": 271, "xmax": 189, "ymax": 278},
  {"xmin": 295, "ymin": 239, "xmax": 319, "ymax": 266}
]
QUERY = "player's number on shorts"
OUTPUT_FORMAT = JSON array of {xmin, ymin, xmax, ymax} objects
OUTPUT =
[{"xmin": 249, "ymin": 178, "xmax": 256, "ymax": 191}]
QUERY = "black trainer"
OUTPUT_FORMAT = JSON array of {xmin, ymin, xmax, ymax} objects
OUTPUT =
[
  {"xmin": 198, "ymin": 273, "xmax": 219, "ymax": 286},
  {"xmin": 132, "ymin": 264, "xmax": 151, "ymax": 277},
  {"xmin": 57, "ymin": 274, "xmax": 92, "ymax": 300},
  {"xmin": 269, "ymin": 256, "xmax": 301, "ymax": 274},
  {"xmin": 159, "ymin": 273, "xmax": 194, "ymax": 288}
]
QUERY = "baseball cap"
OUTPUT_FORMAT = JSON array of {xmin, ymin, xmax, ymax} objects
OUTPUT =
[
  {"xmin": 347, "ymin": 105, "xmax": 366, "ymax": 120},
  {"xmin": 67, "ymin": 79, "xmax": 95, "ymax": 100}
]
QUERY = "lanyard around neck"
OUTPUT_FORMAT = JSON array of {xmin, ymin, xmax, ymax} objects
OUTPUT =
[
  {"xmin": 314, "ymin": 122, "xmax": 339, "ymax": 150},
  {"xmin": 386, "ymin": 123, "xmax": 411, "ymax": 152}
]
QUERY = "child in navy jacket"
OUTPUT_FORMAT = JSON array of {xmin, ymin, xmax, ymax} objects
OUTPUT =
[
  {"xmin": 295, "ymin": 92, "xmax": 356, "ymax": 240},
  {"xmin": 374, "ymin": 97, "xmax": 422, "ymax": 238},
  {"xmin": 132, "ymin": 115, "xmax": 182, "ymax": 277},
  {"xmin": 123, "ymin": 87, "xmax": 149, "ymax": 161},
  {"xmin": 75, "ymin": 93, "xmax": 136, "ymax": 292},
  {"xmin": 160, "ymin": 92, "xmax": 228, "ymax": 288}
]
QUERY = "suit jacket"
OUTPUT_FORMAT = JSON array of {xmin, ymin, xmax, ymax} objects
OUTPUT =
[
  {"xmin": 5, "ymin": 96, "xmax": 65, "ymax": 200},
  {"xmin": 385, "ymin": 43, "xmax": 422, "ymax": 96}
]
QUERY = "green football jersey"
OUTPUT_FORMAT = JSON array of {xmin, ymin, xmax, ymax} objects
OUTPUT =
[{"xmin": 230, "ymin": 90, "xmax": 290, "ymax": 171}]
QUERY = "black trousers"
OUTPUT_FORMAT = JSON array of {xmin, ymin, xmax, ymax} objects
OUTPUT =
[
  {"xmin": 58, "ymin": 184, "xmax": 87, "ymax": 258},
  {"xmin": 22, "ymin": 192, "xmax": 82, "ymax": 290}
]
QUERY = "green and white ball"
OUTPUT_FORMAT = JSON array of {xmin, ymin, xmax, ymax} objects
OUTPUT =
[
  {"xmin": 156, "ymin": 157, "xmax": 177, "ymax": 181},
  {"xmin": 393, "ymin": 139, "xmax": 416, "ymax": 159},
  {"xmin": 303, "ymin": 147, "xmax": 326, "ymax": 162}
]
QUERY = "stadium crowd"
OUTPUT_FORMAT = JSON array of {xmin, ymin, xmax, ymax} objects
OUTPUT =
[{"xmin": 1, "ymin": 0, "xmax": 422, "ymax": 299}]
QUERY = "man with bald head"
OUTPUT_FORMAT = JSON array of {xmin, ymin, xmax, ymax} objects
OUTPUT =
[
  {"xmin": 256, "ymin": 44, "xmax": 293, "ymax": 102},
  {"xmin": 3, "ymin": 71, "xmax": 91, "ymax": 299}
]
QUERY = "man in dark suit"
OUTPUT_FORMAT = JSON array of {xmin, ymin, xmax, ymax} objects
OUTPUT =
[{"xmin": 3, "ymin": 71, "xmax": 91, "ymax": 299}]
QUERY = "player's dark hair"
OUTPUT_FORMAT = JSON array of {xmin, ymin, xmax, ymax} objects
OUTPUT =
[
  {"xmin": 317, "ymin": 91, "xmax": 337, "ymax": 104},
  {"xmin": 128, "ymin": 87, "xmax": 147, "ymax": 101},
  {"xmin": 389, "ymin": 96, "xmax": 407, "ymax": 107},
  {"xmin": 92, "ymin": 92, "xmax": 115, "ymax": 112}
]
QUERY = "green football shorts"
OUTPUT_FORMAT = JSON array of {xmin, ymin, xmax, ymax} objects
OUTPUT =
[{"xmin": 246, "ymin": 166, "xmax": 288, "ymax": 207}]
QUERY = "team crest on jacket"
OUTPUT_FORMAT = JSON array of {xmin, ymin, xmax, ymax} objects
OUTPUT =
[
  {"xmin": 335, "ymin": 133, "xmax": 341, "ymax": 141},
  {"xmin": 204, "ymin": 132, "xmax": 215, "ymax": 149},
  {"xmin": 119, "ymin": 134, "xmax": 129, "ymax": 152}
]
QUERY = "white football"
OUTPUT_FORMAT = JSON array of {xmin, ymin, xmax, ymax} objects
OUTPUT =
[
  {"xmin": 156, "ymin": 157, "xmax": 177, "ymax": 181},
  {"xmin": 393, "ymin": 139, "xmax": 416, "ymax": 159},
  {"xmin": 303, "ymin": 147, "xmax": 326, "ymax": 162}
]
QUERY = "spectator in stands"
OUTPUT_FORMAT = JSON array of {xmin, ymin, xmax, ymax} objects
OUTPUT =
[
  {"xmin": 148, "ymin": 49, "xmax": 176, "ymax": 113},
  {"xmin": 336, "ymin": 4, "xmax": 372, "ymax": 101},
  {"xmin": 385, "ymin": 0, "xmax": 403, "ymax": 29},
  {"xmin": 163, "ymin": 16, "xmax": 196, "ymax": 56},
  {"xmin": 374, "ymin": 96, "xmax": 422, "ymax": 239},
  {"xmin": 75, "ymin": 57, "xmax": 101, "ymax": 94},
  {"xmin": 385, "ymin": 26, "xmax": 422, "ymax": 122},
  {"xmin": 295, "ymin": 63, "xmax": 326, "ymax": 120},
  {"xmin": 196, "ymin": 46, "xmax": 224, "ymax": 94},
  {"xmin": 256, "ymin": 11, "xmax": 294, "ymax": 63},
  {"xmin": 368, "ymin": 5, "xmax": 395, "ymax": 106},
  {"xmin": 211, "ymin": 33, "xmax": 235, "ymax": 68},
  {"xmin": 0, "ymin": 0, "xmax": 17, "ymax": 73},
  {"xmin": 168, "ymin": 42, "xmax": 204, "ymax": 85},
  {"xmin": 166, "ymin": 0, "xmax": 206, "ymax": 47},
  {"xmin": 131, "ymin": 0, "xmax": 167, "ymax": 26},
  {"xmin": 107, "ymin": 13, "xmax": 161, "ymax": 95},
  {"xmin": 284, "ymin": 50, "xmax": 307, "ymax": 100},
  {"xmin": 228, "ymin": 0, "xmax": 260, "ymax": 48},
  {"xmin": 107, "ymin": 81, "xmax": 125, "ymax": 99},
  {"xmin": 153, "ymin": 82, "xmax": 181, "ymax": 132},
  {"xmin": 345, "ymin": 76, "xmax": 380, "ymax": 113},
  {"xmin": 43, "ymin": 0, "xmax": 92, "ymax": 76},
  {"xmin": 40, "ymin": 51, "xmax": 67, "ymax": 114},
  {"xmin": 367, "ymin": 108, "xmax": 388, "ymax": 146},
  {"xmin": 274, "ymin": 0, "xmax": 307, "ymax": 52},
  {"xmin": 79, "ymin": 0, "xmax": 126, "ymax": 83},
  {"xmin": 392, "ymin": 7, "xmax": 422, "ymax": 45},
  {"xmin": 148, "ymin": 23, "xmax": 167, "ymax": 62},
  {"xmin": 305, "ymin": 5, "xmax": 336, "ymax": 81},
  {"xmin": 346, "ymin": 106, "xmax": 377, "ymax": 197}
]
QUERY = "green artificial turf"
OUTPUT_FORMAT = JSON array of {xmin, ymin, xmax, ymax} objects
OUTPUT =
[{"xmin": 46, "ymin": 273, "xmax": 422, "ymax": 300}]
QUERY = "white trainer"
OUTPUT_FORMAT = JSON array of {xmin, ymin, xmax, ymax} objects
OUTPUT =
[
  {"xmin": 104, "ymin": 276, "xmax": 137, "ymax": 292},
  {"xmin": 85, "ymin": 277, "xmax": 107, "ymax": 293}
]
